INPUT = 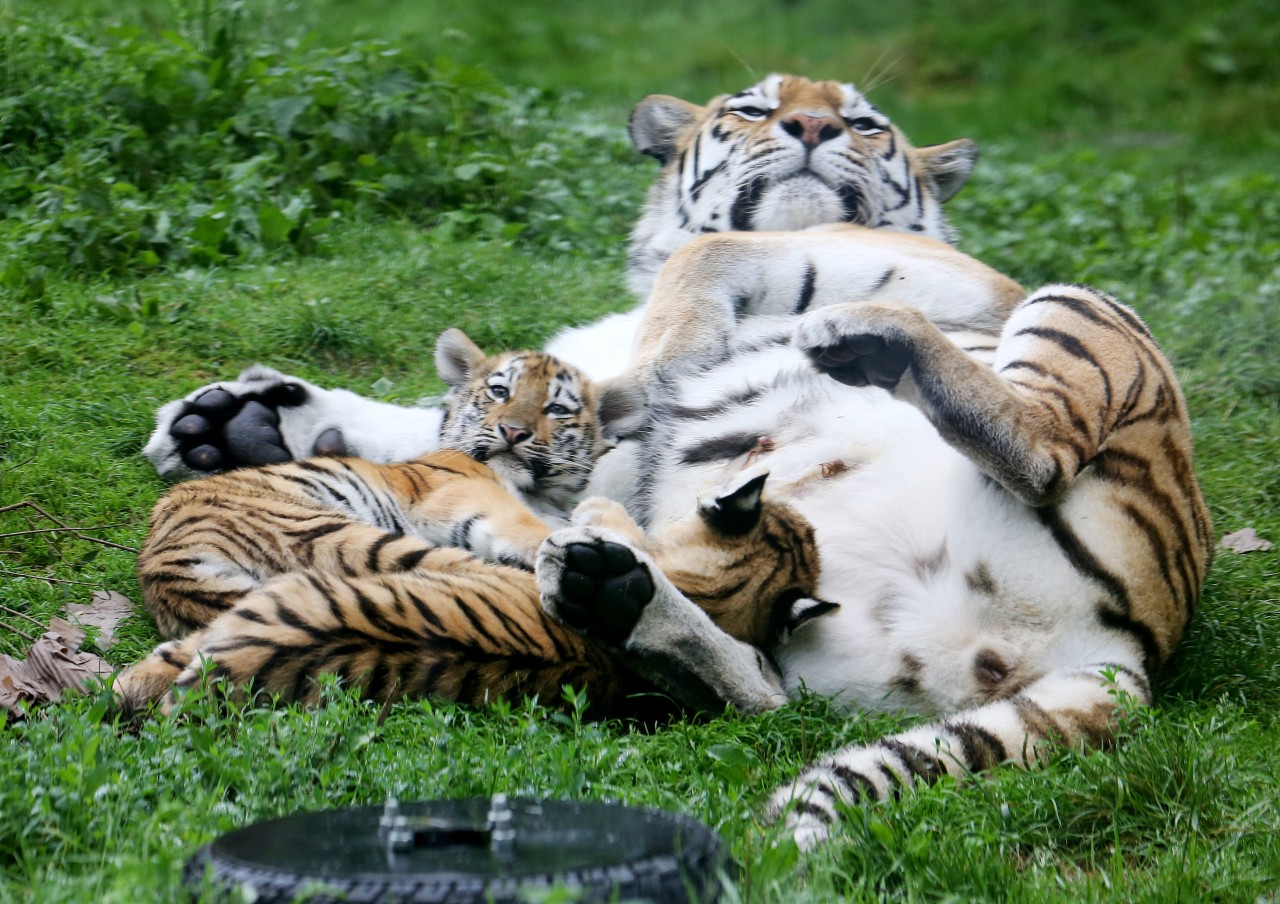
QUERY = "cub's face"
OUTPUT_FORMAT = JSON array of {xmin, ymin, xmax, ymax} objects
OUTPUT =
[
  {"xmin": 435, "ymin": 329, "xmax": 644, "ymax": 504},
  {"xmin": 626, "ymin": 74, "xmax": 980, "ymax": 294}
]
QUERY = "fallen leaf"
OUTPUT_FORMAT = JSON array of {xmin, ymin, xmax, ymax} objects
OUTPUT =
[
  {"xmin": 0, "ymin": 617, "xmax": 111, "ymax": 716},
  {"xmin": 0, "ymin": 659, "xmax": 49, "ymax": 712},
  {"xmin": 65, "ymin": 590, "xmax": 135, "ymax": 651},
  {"xmin": 1220, "ymin": 528, "xmax": 1273, "ymax": 554}
]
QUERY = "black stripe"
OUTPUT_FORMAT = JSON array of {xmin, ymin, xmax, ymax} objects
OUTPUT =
[
  {"xmin": 945, "ymin": 721, "xmax": 1008, "ymax": 770},
  {"xmin": 829, "ymin": 763, "xmax": 876, "ymax": 801},
  {"xmin": 1014, "ymin": 326, "xmax": 1112, "ymax": 410},
  {"xmin": 483, "ymin": 600, "xmax": 541, "ymax": 654},
  {"xmin": 456, "ymin": 666, "xmax": 482, "ymax": 704},
  {"xmin": 364, "ymin": 658, "xmax": 392, "ymax": 701},
  {"xmin": 794, "ymin": 263, "xmax": 817, "ymax": 314},
  {"xmin": 354, "ymin": 585, "xmax": 401, "ymax": 636},
  {"xmin": 1035, "ymin": 507, "xmax": 1161, "ymax": 671},
  {"xmin": 874, "ymin": 762, "xmax": 903, "ymax": 800},
  {"xmin": 870, "ymin": 267, "xmax": 896, "ymax": 294},
  {"xmin": 452, "ymin": 594, "xmax": 493, "ymax": 640},
  {"xmin": 1095, "ymin": 606, "xmax": 1162, "ymax": 675},
  {"xmin": 678, "ymin": 431, "xmax": 762, "ymax": 465},
  {"xmin": 366, "ymin": 531, "xmax": 404, "ymax": 571},
  {"xmin": 796, "ymin": 800, "xmax": 833, "ymax": 822},
  {"xmin": 405, "ymin": 588, "xmax": 446, "ymax": 633},
  {"xmin": 881, "ymin": 738, "xmax": 946, "ymax": 784},
  {"xmin": 450, "ymin": 516, "xmax": 479, "ymax": 551},
  {"xmin": 282, "ymin": 520, "xmax": 347, "ymax": 543},
  {"xmin": 396, "ymin": 546, "xmax": 429, "ymax": 571}
]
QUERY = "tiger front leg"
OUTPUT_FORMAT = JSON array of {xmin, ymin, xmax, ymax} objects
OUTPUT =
[
  {"xmin": 537, "ymin": 526, "xmax": 786, "ymax": 714},
  {"xmin": 794, "ymin": 292, "xmax": 1154, "ymax": 507}
]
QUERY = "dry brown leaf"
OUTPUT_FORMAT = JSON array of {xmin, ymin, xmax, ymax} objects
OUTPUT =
[
  {"xmin": 0, "ymin": 657, "xmax": 49, "ymax": 712},
  {"xmin": 0, "ymin": 617, "xmax": 112, "ymax": 715},
  {"xmin": 65, "ymin": 590, "xmax": 135, "ymax": 651},
  {"xmin": 1220, "ymin": 527, "xmax": 1273, "ymax": 554}
]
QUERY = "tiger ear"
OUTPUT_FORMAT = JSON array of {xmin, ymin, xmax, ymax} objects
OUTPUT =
[
  {"xmin": 435, "ymin": 329, "xmax": 488, "ymax": 389},
  {"xmin": 916, "ymin": 138, "xmax": 979, "ymax": 203},
  {"xmin": 629, "ymin": 95, "xmax": 706, "ymax": 164},
  {"xmin": 594, "ymin": 377, "xmax": 648, "ymax": 443},
  {"xmin": 784, "ymin": 598, "xmax": 840, "ymax": 634},
  {"xmin": 699, "ymin": 472, "xmax": 768, "ymax": 536}
]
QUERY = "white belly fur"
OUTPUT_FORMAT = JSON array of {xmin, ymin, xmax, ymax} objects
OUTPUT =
[{"xmin": 635, "ymin": 346, "xmax": 1110, "ymax": 716}]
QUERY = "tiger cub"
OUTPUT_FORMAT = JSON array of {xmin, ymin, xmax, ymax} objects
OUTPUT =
[
  {"xmin": 116, "ymin": 466, "xmax": 821, "ymax": 716},
  {"xmin": 136, "ymin": 328, "xmax": 642, "ymax": 641},
  {"xmin": 435, "ymin": 329, "xmax": 644, "ymax": 518}
]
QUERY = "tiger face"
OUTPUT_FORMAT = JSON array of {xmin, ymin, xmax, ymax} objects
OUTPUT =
[
  {"xmin": 626, "ymin": 73, "xmax": 980, "ymax": 296},
  {"xmin": 435, "ymin": 329, "xmax": 644, "ymax": 509}
]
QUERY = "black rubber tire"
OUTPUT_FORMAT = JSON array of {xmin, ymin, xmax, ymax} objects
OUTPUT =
[{"xmin": 184, "ymin": 798, "xmax": 729, "ymax": 903}]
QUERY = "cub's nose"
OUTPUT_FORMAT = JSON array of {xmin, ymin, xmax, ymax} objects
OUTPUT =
[
  {"xmin": 498, "ymin": 423, "xmax": 532, "ymax": 446},
  {"xmin": 780, "ymin": 112, "xmax": 843, "ymax": 149}
]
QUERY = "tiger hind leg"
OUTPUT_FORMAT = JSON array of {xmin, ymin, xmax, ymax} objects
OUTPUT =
[
  {"xmin": 113, "ymin": 634, "xmax": 206, "ymax": 716},
  {"xmin": 770, "ymin": 661, "xmax": 1151, "ymax": 848}
]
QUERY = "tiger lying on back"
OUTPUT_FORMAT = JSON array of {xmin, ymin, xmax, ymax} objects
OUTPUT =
[
  {"xmin": 137, "ymin": 74, "xmax": 1211, "ymax": 850},
  {"xmin": 118, "ymin": 330, "xmax": 823, "ymax": 715}
]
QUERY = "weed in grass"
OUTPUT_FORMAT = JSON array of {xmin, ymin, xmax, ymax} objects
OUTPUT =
[{"xmin": 0, "ymin": 5, "xmax": 640, "ymax": 281}]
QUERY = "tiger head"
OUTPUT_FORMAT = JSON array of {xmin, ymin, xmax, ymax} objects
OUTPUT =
[
  {"xmin": 436, "ymin": 329, "xmax": 645, "ymax": 509},
  {"xmin": 626, "ymin": 73, "xmax": 979, "ymax": 296},
  {"xmin": 648, "ymin": 471, "xmax": 835, "ymax": 650}
]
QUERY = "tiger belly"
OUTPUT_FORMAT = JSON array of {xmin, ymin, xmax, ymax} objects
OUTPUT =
[
  {"xmin": 777, "ymin": 447, "xmax": 1108, "ymax": 714},
  {"xmin": 641, "ymin": 361, "xmax": 1112, "ymax": 716}
]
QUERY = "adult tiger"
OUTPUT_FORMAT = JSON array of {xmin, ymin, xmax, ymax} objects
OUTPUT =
[{"xmin": 140, "ymin": 74, "xmax": 1211, "ymax": 847}]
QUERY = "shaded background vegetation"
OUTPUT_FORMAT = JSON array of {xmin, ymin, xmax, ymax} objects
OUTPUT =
[{"xmin": 1, "ymin": 0, "xmax": 1278, "ymax": 900}]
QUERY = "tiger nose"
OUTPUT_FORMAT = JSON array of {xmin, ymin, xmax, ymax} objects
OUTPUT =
[
  {"xmin": 780, "ymin": 112, "xmax": 843, "ymax": 149},
  {"xmin": 498, "ymin": 423, "xmax": 532, "ymax": 446}
]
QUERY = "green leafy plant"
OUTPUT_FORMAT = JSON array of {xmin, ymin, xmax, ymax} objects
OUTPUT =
[{"xmin": 0, "ymin": 6, "xmax": 640, "ymax": 283}]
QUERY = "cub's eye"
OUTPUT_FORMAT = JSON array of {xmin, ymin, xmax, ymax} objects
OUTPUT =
[
  {"xmin": 847, "ymin": 116, "xmax": 886, "ymax": 136},
  {"xmin": 544, "ymin": 403, "xmax": 574, "ymax": 417},
  {"xmin": 487, "ymin": 384, "xmax": 509, "ymax": 402},
  {"xmin": 729, "ymin": 105, "xmax": 770, "ymax": 121}
]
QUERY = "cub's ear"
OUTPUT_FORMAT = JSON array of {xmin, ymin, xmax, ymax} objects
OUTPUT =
[
  {"xmin": 594, "ymin": 377, "xmax": 647, "ymax": 443},
  {"xmin": 699, "ymin": 472, "xmax": 768, "ymax": 536},
  {"xmin": 629, "ymin": 94, "xmax": 706, "ymax": 164},
  {"xmin": 784, "ymin": 597, "xmax": 840, "ymax": 635},
  {"xmin": 435, "ymin": 329, "xmax": 489, "ymax": 389},
  {"xmin": 916, "ymin": 138, "xmax": 979, "ymax": 203}
]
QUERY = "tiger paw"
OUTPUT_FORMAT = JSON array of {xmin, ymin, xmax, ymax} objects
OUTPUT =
[
  {"xmin": 143, "ymin": 366, "xmax": 345, "ymax": 481},
  {"xmin": 537, "ymin": 529, "xmax": 656, "ymax": 646},
  {"xmin": 793, "ymin": 302, "xmax": 923, "ymax": 390}
]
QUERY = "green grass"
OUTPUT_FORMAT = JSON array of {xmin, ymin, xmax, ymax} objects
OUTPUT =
[{"xmin": 2, "ymin": 0, "xmax": 1279, "ymax": 900}]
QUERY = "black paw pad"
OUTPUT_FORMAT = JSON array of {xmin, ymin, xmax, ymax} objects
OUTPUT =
[
  {"xmin": 557, "ymin": 541, "xmax": 653, "ymax": 645},
  {"xmin": 223, "ymin": 401, "xmax": 291, "ymax": 466},
  {"xmin": 190, "ymin": 388, "xmax": 238, "ymax": 417},
  {"xmin": 183, "ymin": 444, "xmax": 224, "ymax": 471},
  {"xmin": 312, "ymin": 427, "xmax": 348, "ymax": 457},
  {"xmin": 171, "ymin": 413, "xmax": 212, "ymax": 439},
  {"xmin": 810, "ymin": 338, "xmax": 910, "ymax": 389},
  {"xmin": 168, "ymin": 381, "xmax": 308, "ymax": 475}
]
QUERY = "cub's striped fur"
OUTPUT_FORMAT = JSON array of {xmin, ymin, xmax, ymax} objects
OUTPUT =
[
  {"xmin": 121, "ymin": 452, "xmax": 820, "ymax": 714},
  {"xmin": 137, "ymin": 330, "xmax": 640, "ymax": 640}
]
